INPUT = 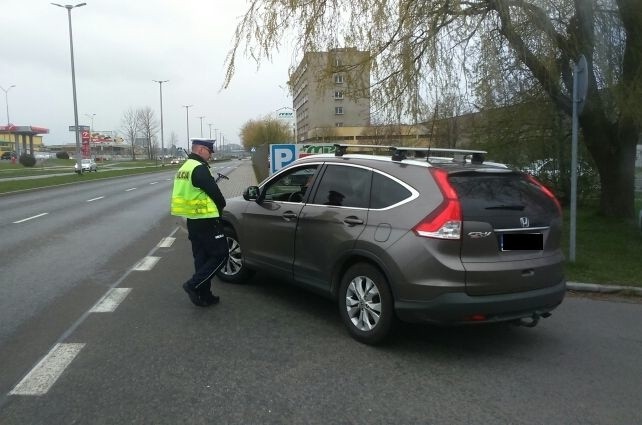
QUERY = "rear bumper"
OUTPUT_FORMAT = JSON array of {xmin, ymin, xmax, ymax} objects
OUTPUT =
[{"xmin": 395, "ymin": 279, "xmax": 566, "ymax": 325}]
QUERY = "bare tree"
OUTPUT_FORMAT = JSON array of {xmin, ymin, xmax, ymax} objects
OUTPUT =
[
  {"xmin": 168, "ymin": 131, "xmax": 180, "ymax": 156},
  {"xmin": 225, "ymin": 0, "xmax": 641, "ymax": 218},
  {"xmin": 121, "ymin": 108, "xmax": 140, "ymax": 161},
  {"xmin": 137, "ymin": 107, "xmax": 159, "ymax": 160},
  {"xmin": 359, "ymin": 122, "xmax": 403, "ymax": 146}
]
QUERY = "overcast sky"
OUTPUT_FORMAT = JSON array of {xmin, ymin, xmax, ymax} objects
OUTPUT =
[{"xmin": 1, "ymin": 0, "xmax": 296, "ymax": 150}]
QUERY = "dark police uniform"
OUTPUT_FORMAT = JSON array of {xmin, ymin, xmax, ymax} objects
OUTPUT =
[{"xmin": 171, "ymin": 139, "xmax": 227, "ymax": 306}]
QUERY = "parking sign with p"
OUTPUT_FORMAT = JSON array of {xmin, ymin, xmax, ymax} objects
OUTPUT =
[{"xmin": 269, "ymin": 144, "xmax": 299, "ymax": 174}]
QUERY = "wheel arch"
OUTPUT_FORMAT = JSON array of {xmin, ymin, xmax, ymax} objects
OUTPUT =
[{"xmin": 330, "ymin": 249, "xmax": 395, "ymax": 301}]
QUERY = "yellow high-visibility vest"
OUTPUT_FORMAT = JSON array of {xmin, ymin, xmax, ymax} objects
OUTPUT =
[{"xmin": 170, "ymin": 159, "xmax": 219, "ymax": 218}]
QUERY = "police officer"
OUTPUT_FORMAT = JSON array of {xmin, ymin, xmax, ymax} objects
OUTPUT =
[{"xmin": 170, "ymin": 139, "xmax": 227, "ymax": 307}]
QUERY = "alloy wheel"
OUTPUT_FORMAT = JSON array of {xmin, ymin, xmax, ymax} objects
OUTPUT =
[
  {"xmin": 221, "ymin": 237, "xmax": 243, "ymax": 276},
  {"xmin": 345, "ymin": 275, "xmax": 382, "ymax": 331}
]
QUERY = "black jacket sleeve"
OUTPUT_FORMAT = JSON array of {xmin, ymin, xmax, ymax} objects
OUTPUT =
[{"xmin": 191, "ymin": 163, "xmax": 226, "ymax": 212}]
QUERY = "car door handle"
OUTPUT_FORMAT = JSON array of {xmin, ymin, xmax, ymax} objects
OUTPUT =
[
  {"xmin": 343, "ymin": 216, "xmax": 364, "ymax": 226},
  {"xmin": 282, "ymin": 211, "xmax": 298, "ymax": 220}
]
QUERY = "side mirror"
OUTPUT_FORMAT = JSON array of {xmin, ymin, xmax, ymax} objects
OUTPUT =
[{"xmin": 243, "ymin": 186, "xmax": 260, "ymax": 201}]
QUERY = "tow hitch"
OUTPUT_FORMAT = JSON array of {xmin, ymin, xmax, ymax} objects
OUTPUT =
[{"xmin": 513, "ymin": 312, "xmax": 551, "ymax": 328}]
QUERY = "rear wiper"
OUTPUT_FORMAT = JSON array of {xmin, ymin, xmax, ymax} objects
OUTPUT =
[{"xmin": 485, "ymin": 205, "xmax": 525, "ymax": 211}]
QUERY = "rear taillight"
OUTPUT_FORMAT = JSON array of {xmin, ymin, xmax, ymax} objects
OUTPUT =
[
  {"xmin": 526, "ymin": 174, "xmax": 562, "ymax": 215},
  {"xmin": 413, "ymin": 168, "xmax": 462, "ymax": 239}
]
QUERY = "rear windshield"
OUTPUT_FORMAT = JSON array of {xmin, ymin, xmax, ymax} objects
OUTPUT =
[{"xmin": 449, "ymin": 172, "xmax": 558, "ymax": 217}]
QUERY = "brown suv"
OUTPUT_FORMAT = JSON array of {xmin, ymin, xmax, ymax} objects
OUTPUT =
[{"xmin": 217, "ymin": 145, "xmax": 565, "ymax": 344}]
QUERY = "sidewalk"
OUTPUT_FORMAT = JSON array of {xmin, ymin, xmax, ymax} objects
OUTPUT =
[
  {"xmin": 215, "ymin": 159, "xmax": 258, "ymax": 198},
  {"xmin": 220, "ymin": 160, "xmax": 641, "ymax": 297}
]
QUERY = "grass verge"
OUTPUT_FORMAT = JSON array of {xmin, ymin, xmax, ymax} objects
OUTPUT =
[
  {"xmin": 562, "ymin": 198, "xmax": 642, "ymax": 287},
  {"xmin": 0, "ymin": 166, "xmax": 171, "ymax": 193},
  {"xmin": 0, "ymin": 159, "xmax": 171, "ymax": 178}
]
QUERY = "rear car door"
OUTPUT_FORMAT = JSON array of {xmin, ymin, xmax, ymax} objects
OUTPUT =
[
  {"xmin": 449, "ymin": 170, "xmax": 564, "ymax": 295},
  {"xmin": 293, "ymin": 163, "xmax": 371, "ymax": 293}
]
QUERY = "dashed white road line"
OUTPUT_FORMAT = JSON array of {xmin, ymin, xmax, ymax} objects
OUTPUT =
[
  {"xmin": 149, "ymin": 181, "xmax": 159, "ymax": 185},
  {"xmin": 9, "ymin": 343, "xmax": 85, "ymax": 396},
  {"xmin": 89, "ymin": 288, "xmax": 132, "ymax": 313},
  {"xmin": 86, "ymin": 196, "xmax": 105, "ymax": 202},
  {"xmin": 3, "ymin": 227, "xmax": 181, "ymax": 403},
  {"xmin": 13, "ymin": 213, "xmax": 49, "ymax": 224},
  {"xmin": 132, "ymin": 256, "xmax": 161, "ymax": 271},
  {"xmin": 125, "ymin": 187, "xmax": 137, "ymax": 192},
  {"xmin": 158, "ymin": 237, "xmax": 175, "ymax": 248}
]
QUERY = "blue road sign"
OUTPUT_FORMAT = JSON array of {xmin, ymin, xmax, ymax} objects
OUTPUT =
[{"xmin": 270, "ymin": 144, "xmax": 298, "ymax": 174}]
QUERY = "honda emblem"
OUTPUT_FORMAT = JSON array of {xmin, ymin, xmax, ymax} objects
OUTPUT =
[{"xmin": 520, "ymin": 217, "xmax": 530, "ymax": 228}]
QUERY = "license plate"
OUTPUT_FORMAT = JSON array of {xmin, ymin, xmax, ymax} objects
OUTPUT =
[{"xmin": 501, "ymin": 233, "xmax": 543, "ymax": 251}]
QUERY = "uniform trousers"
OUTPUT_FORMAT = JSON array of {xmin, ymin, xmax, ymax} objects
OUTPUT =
[{"xmin": 186, "ymin": 217, "xmax": 228, "ymax": 295}]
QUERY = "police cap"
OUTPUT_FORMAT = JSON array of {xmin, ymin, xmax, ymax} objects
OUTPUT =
[{"xmin": 191, "ymin": 139, "xmax": 215, "ymax": 151}]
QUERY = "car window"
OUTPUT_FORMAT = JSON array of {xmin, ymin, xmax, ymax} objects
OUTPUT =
[
  {"xmin": 311, "ymin": 164, "xmax": 371, "ymax": 208},
  {"xmin": 449, "ymin": 172, "xmax": 558, "ymax": 216},
  {"xmin": 370, "ymin": 171, "xmax": 413, "ymax": 209},
  {"xmin": 263, "ymin": 165, "xmax": 319, "ymax": 202}
]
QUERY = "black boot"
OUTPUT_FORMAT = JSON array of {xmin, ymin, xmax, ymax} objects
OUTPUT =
[
  {"xmin": 199, "ymin": 289, "xmax": 220, "ymax": 306},
  {"xmin": 182, "ymin": 281, "xmax": 208, "ymax": 307}
]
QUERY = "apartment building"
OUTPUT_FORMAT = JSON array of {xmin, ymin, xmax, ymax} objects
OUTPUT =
[{"xmin": 290, "ymin": 48, "xmax": 371, "ymax": 142}]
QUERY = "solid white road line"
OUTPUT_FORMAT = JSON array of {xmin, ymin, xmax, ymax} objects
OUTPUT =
[
  {"xmin": 9, "ymin": 343, "xmax": 85, "ymax": 396},
  {"xmin": 132, "ymin": 256, "xmax": 161, "ymax": 271},
  {"xmin": 13, "ymin": 213, "xmax": 48, "ymax": 224},
  {"xmin": 89, "ymin": 288, "xmax": 132, "ymax": 313},
  {"xmin": 158, "ymin": 237, "xmax": 176, "ymax": 248},
  {"xmin": 86, "ymin": 196, "xmax": 105, "ymax": 202}
]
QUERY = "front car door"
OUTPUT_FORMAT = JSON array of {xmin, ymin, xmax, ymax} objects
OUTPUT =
[{"xmin": 241, "ymin": 164, "xmax": 320, "ymax": 279}]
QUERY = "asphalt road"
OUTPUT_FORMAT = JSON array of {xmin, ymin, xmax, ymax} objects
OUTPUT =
[{"xmin": 0, "ymin": 161, "xmax": 641, "ymax": 424}]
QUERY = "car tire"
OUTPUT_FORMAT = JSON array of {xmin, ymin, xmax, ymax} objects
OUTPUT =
[
  {"xmin": 216, "ymin": 226, "xmax": 254, "ymax": 283},
  {"xmin": 338, "ymin": 263, "xmax": 394, "ymax": 345}
]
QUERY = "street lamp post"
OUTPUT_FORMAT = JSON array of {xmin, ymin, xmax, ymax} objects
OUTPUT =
[
  {"xmin": 84, "ymin": 113, "xmax": 95, "ymax": 131},
  {"xmin": 0, "ymin": 84, "xmax": 16, "ymax": 156},
  {"xmin": 197, "ymin": 115, "xmax": 205, "ymax": 137},
  {"xmin": 84, "ymin": 112, "xmax": 95, "ymax": 157},
  {"xmin": 153, "ymin": 79, "xmax": 168, "ymax": 165},
  {"xmin": 182, "ymin": 105, "xmax": 193, "ymax": 152},
  {"xmin": 208, "ymin": 123, "xmax": 213, "ymax": 139},
  {"xmin": 52, "ymin": 2, "xmax": 86, "ymax": 171},
  {"xmin": 0, "ymin": 84, "xmax": 16, "ymax": 125}
]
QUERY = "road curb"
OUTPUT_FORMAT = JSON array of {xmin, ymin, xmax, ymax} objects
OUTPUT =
[{"xmin": 567, "ymin": 281, "xmax": 642, "ymax": 297}]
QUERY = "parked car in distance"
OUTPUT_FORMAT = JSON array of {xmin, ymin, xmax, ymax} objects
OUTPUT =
[
  {"xmin": 74, "ymin": 158, "xmax": 97, "ymax": 173},
  {"xmin": 1, "ymin": 151, "xmax": 16, "ymax": 160},
  {"xmin": 217, "ymin": 145, "xmax": 566, "ymax": 344},
  {"xmin": 170, "ymin": 158, "xmax": 181, "ymax": 164}
]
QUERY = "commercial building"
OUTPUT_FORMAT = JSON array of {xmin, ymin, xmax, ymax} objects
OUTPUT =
[
  {"xmin": 290, "ymin": 48, "xmax": 371, "ymax": 142},
  {"xmin": 0, "ymin": 125, "xmax": 48, "ymax": 156}
]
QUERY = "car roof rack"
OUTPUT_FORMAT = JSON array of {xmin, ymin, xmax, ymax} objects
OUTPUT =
[
  {"xmin": 333, "ymin": 144, "xmax": 392, "ymax": 157},
  {"xmin": 333, "ymin": 144, "xmax": 487, "ymax": 164}
]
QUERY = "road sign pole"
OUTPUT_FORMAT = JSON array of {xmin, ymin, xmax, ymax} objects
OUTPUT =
[{"xmin": 570, "ymin": 55, "xmax": 588, "ymax": 262}]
